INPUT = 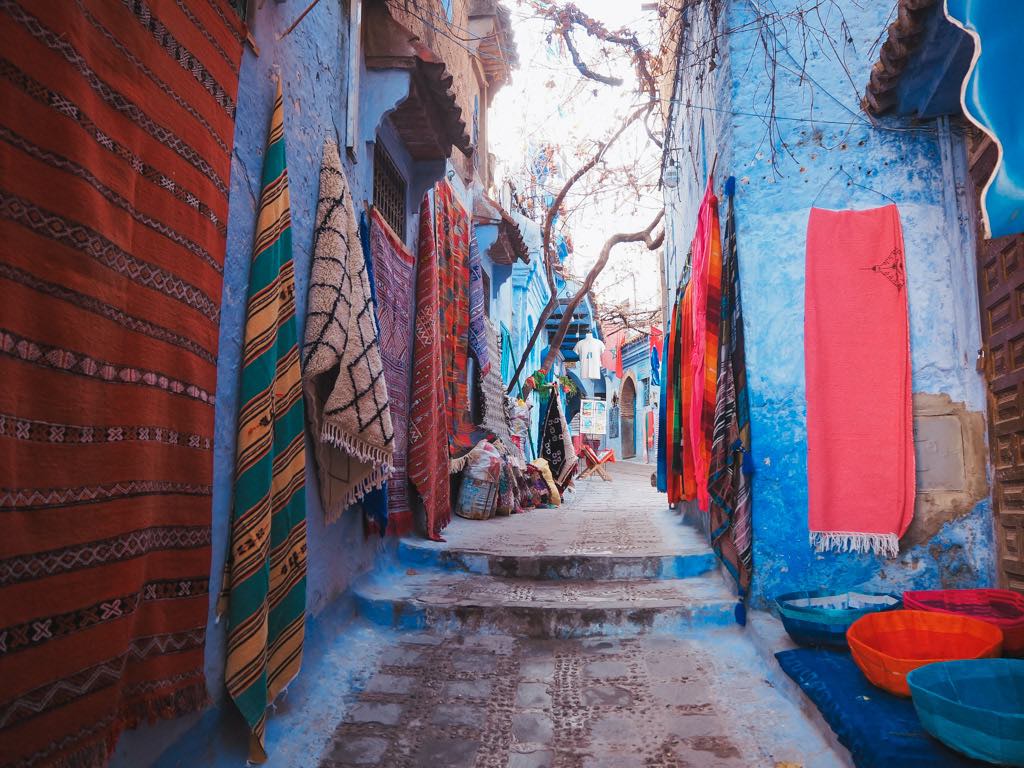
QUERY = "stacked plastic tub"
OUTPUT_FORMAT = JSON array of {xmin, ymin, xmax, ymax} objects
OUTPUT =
[{"xmin": 844, "ymin": 589, "xmax": 1024, "ymax": 765}]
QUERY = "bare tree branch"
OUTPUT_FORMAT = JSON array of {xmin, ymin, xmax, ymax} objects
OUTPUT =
[
  {"xmin": 506, "ymin": 104, "xmax": 653, "ymax": 392},
  {"xmin": 561, "ymin": 30, "xmax": 623, "ymax": 86},
  {"xmin": 539, "ymin": 211, "xmax": 664, "ymax": 374}
]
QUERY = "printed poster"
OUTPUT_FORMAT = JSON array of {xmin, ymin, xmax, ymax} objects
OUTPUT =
[{"xmin": 580, "ymin": 399, "xmax": 607, "ymax": 435}]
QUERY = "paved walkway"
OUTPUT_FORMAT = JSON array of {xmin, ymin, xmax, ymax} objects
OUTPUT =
[{"xmin": 318, "ymin": 464, "xmax": 848, "ymax": 768}]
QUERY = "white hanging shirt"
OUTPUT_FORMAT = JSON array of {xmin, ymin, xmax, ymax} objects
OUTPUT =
[{"xmin": 574, "ymin": 335, "xmax": 606, "ymax": 380}]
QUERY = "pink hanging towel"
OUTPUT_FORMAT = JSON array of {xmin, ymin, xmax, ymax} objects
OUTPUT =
[{"xmin": 805, "ymin": 204, "xmax": 914, "ymax": 557}]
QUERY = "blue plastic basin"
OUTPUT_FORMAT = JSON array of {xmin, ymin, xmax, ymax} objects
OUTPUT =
[
  {"xmin": 775, "ymin": 590, "xmax": 902, "ymax": 649},
  {"xmin": 908, "ymin": 659, "xmax": 1024, "ymax": 765}
]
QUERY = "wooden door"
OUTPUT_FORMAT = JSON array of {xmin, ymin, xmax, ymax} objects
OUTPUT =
[
  {"xmin": 621, "ymin": 378, "xmax": 636, "ymax": 459},
  {"xmin": 971, "ymin": 133, "xmax": 1024, "ymax": 593}
]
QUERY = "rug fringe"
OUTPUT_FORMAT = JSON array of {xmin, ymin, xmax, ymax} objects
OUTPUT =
[
  {"xmin": 449, "ymin": 453, "xmax": 470, "ymax": 474},
  {"xmin": 809, "ymin": 531, "xmax": 899, "ymax": 557},
  {"xmin": 320, "ymin": 423, "xmax": 394, "ymax": 470},
  {"xmin": 323, "ymin": 465, "xmax": 392, "ymax": 524}
]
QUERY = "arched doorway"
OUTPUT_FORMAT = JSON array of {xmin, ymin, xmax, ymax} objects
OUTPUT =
[{"xmin": 621, "ymin": 375, "xmax": 637, "ymax": 459}]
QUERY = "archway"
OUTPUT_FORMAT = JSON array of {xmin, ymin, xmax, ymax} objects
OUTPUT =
[{"xmin": 620, "ymin": 375, "xmax": 637, "ymax": 459}]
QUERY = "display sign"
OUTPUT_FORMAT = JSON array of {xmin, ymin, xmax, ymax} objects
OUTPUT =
[{"xmin": 580, "ymin": 399, "xmax": 607, "ymax": 435}]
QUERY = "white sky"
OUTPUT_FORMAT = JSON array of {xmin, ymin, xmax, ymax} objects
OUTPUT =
[{"xmin": 490, "ymin": 0, "xmax": 664, "ymax": 318}]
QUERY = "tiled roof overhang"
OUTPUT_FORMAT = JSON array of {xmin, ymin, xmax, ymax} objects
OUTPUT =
[
  {"xmin": 862, "ymin": 0, "xmax": 939, "ymax": 116},
  {"xmin": 473, "ymin": 195, "xmax": 529, "ymax": 264},
  {"xmin": 468, "ymin": 0, "xmax": 519, "ymax": 92},
  {"xmin": 364, "ymin": 2, "xmax": 473, "ymax": 159}
]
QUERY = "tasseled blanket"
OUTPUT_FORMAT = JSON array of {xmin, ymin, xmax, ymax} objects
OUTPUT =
[{"xmin": 303, "ymin": 140, "xmax": 394, "ymax": 523}]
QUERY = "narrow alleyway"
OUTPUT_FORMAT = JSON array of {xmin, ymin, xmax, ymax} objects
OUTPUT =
[{"xmin": 311, "ymin": 465, "xmax": 847, "ymax": 768}]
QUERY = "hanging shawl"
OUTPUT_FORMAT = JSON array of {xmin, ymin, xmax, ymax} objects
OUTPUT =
[
  {"xmin": 806, "ymin": 203, "xmax": 914, "ymax": 556},
  {"xmin": 468, "ymin": 234, "xmax": 491, "ymax": 374},
  {"xmin": 687, "ymin": 179, "xmax": 723, "ymax": 511},
  {"xmin": 540, "ymin": 393, "xmax": 576, "ymax": 489},
  {"xmin": 708, "ymin": 177, "xmax": 753, "ymax": 595},
  {"xmin": 656, "ymin": 333, "xmax": 670, "ymax": 493},
  {"xmin": 557, "ymin": 393, "xmax": 578, "ymax": 487},
  {"xmin": 500, "ymin": 324, "xmax": 515, "ymax": 386},
  {"xmin": 224, "ymin": 84, "xmax": 308, "ymax": 762},
  {"xmin": 663, "ymin": 274, "xmax": 689, "ymax": 505},
  {"xmin": 303, "ymin": 140, "xmax": 394, "ymax": 523}
]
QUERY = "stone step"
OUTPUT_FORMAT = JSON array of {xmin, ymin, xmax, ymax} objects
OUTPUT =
[
  {"xmin": 353, "ymin": 570, "xmax": 739, "ymax": 638},
  {"xmin": 396, "ymin": 498, "xmax": 718, "ymax": 581},
  {"xmin": 397, "ymin": 537, "xmax": 717, "ymax": 580}
]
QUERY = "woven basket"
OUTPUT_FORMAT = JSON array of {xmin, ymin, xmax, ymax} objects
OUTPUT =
[
  {"xmin": 904, "ymin": 589, "xmax": 1024, "ymax": 656},
  {"xmin": 908, "ymin": 659, "xmax": 1024, "ymax": 764},
  {"xmin": 847, "ymin": 609, "xmax": 1003, "ymax": 696},
  {"xmin": 775, "ymin": 590, "xmax": 901, "ymax": 648}
]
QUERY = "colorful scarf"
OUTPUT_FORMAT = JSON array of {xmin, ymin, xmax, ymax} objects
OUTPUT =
[
  {"xmin": 303, "ymin": 140, "xmax": 393, "ymax": 523},
  {"xmin": 368, "ymin": 208, "xmax": 416, "ymax": 535},
  {"xmin": 656, "ymin": 334, "xmax": 670, "ymax": 492},
  {"xmin": 409, "ymin": 182, "xmax": 472, "ymax": 539},
  {"xmin": 663, "ymin": 275, "xmax": 689, "ymax": 504},
  {"xmin": 500, "ymin": 324, "xmax": 515, "ymax": 386},
  {"xmin": 468, "ymin": 234, "xmax": 491, "ymax": 375},
  {"xmin": 224, "ymin": 84, "xmax": 308, "ymax": 763},
  {"xmin": 0, "ymin": 2, "xmax": 242, "ymax": 765},
  {"xmin": 806, "ymin": 203, "xmax": 914, "ymax": 556},
  {"xmin": 688, "ymin": 178, "xmax": 723, "ymax": 511},
  {"xmin": 708, "ymin": 177, "xmax": 753, "ymax": 593}
]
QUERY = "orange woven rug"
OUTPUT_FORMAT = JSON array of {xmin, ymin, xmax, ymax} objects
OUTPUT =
[{"xmin": 0, "ymin": 1, "xmax": 242, "ymax": 764}]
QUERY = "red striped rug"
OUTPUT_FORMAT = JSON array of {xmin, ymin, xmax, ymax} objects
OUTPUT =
[{"xmin": 0, "ymin": 1, "xmax": 243, "ymax": 764}]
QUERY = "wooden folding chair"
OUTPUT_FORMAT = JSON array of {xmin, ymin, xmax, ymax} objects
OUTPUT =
[{"xmin": 578, "ymin": 445, "xmax": 613, "ymax": 481}]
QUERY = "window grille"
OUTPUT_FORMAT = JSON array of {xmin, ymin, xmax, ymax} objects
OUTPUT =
[{"xmin": 373, "ymin": 141, "xmax": 407, "ymax": 240}]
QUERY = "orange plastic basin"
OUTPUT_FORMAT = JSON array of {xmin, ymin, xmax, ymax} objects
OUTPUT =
[{"xmin": 847, "ymin": 609, "xmax": 1003, "ymax": 696}]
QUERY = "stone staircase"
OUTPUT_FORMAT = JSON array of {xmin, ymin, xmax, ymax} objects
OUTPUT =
[{"xmin": 351, "ymin": 468, "xmax": 739, "ymax": 638}]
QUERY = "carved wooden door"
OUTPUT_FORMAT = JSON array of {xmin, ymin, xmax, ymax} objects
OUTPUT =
[{"xmin": 972, "ymin": 133, "xmax": 1024, "ymax": 592}]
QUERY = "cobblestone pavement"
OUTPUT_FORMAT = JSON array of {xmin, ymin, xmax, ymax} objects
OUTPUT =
[
  {"xmin": 317, "ymin": 464, "xmax": 845, "ymax": 768},
  {"xmin": 318, "ymin": 630, "xmax": 840, "ymax": 768},
  {"xmin": 420, "ymin": 462, "xmax": 707, "ymax": 559}
]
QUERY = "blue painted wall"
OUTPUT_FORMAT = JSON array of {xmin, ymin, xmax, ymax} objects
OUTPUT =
[{"xmin": 663, "ymin": 0, "xmax": 996, "ymax": 607}]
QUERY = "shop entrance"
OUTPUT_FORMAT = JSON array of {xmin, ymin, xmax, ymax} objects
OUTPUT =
[{"xmin": 621, "ymin": 376, "xmax": 637, "ymax": 459}]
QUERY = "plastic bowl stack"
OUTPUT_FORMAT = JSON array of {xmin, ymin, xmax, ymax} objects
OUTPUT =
[
  {"xmin": 775, "ymin": 590, "xmax": 901, "ymax": 648},
  {"xmin": 847, "ymin": 609, "xmax": 1003, "ymax": 696},
  {"xmin": 903, "ymin": 588, "xmax": 1024, "ymax": 657},
  {"xmin": 907, "ymin": 659, "xmax": 1024, "ymax": 765}
]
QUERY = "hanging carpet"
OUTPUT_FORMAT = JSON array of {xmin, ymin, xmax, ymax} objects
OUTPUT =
[
  {"xmin": 408, "ymin": 181, "xmax": 471, "ymax": 540},
  {"xmin": 303, "ymin": 139, "xmax": 393, "ymax": 524},
  {"xmin": 468, "ymin": 234, "xmax": 491, "ymax": 375},
  {"xmin": 367, "ymin": 208, "xmax": 416, "ymax": 536},
  {"xmin": 0, "ymin": 2, "xmax": 243, "ymax": 765},
  {"xmin": 223, "ymin": 83, "xmax": 308, "ymax": 763},
  {"xmin": 805, "ymin": 203, "xmax": 914, "ymax": 556},
  {"xmin": 708, "ymin": 177, "xmax": 753, "ymax": 594}
]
